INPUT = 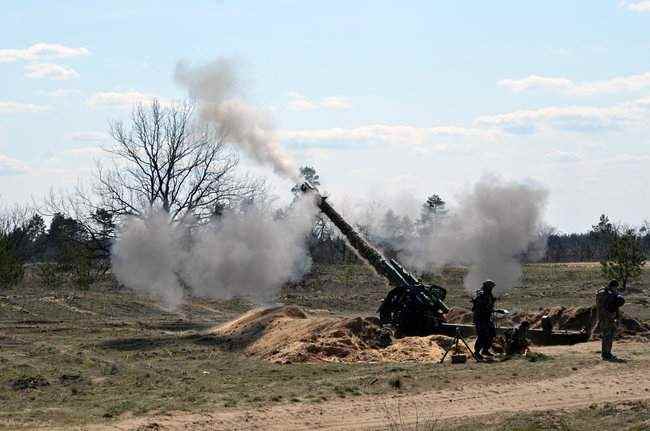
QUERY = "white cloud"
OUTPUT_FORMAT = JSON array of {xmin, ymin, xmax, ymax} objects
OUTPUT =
[
  {"xmin": 44, "ymin": 89, "xmax": 82, "ymax": 98},
  {"xmin": 0, "ymin": 153, "xmax": 31, "ymax": 176},
  {"xmin": 545, "ymin": 150, "xmax": 581, "ymax": 163},
  {"xmin": 287, "ymin": 97, "xmax": 319, "ymax": 111},
  {"xmin": 600, "ymin": 153, "xmax": 650, "ymax": 165},
  {"xmin": 0, "ymin": 43, "xmax": 90, "ymax": 63},
  {"xmin": 0, "ymin": 101, "xmax": 51, "ymax": 114},
  {"xmin": 498, "ymin": 72, "xmax": 650, "ymax": 96},
  {"xmin": 61, "ymin": 147, "xmax": 105, "ymax": 157},
  {"xmin": 623, "ymin": 1, "xmax": 650, "ymax": 12},
  {"xmin": 320, "ymin": 97, "xmax": 353, "ymax": 110},
  {"xmin": 66, "ymin": 132, "xmax": 108, "ymax": 143},
  {"xmin": 24, "ymin": 63, "xmax": 79, "ymax": 80},
  {"xmin": 87, "ymin": 91, "xmax": 170, "ymax": 109},
  {"xmin": 280, "ymin": 124, "xmax": 500, "ymax": 146},
  {"xmin": 475, "ymin": 97, "xmax": 650, "ymax": 133},
  {"xmin": 287, "ymin": 93, "xmax": 352, "ymax": 111},
  {"xmin": 498, "ymin": 75, "xmax": 573, "ymax": 93}
]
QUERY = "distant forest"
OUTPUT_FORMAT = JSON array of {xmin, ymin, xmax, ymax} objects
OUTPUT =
[
  {"xmin": 308, "ymin": 227, "xmax": 650, "ymax": 265},
  {"xmin": 543, "ymin": 229, "xmax": 650, "ymax": 263},
  {"xmin": 1, "ymin": 208, "xmax": 649, "ymax": 271}
]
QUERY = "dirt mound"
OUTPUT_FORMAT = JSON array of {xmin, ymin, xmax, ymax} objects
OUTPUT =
[
  {"xmin": 511, "ymin": 306, "xmax": 594, "ymax": 331},
  {"xmin": 445, "ymin": 306, "xmax": 597, "ymax": 330},
  {"xmin": 210, "ymin": 306, "xmax": 458, "ymax": 363},
  {"xmin": 513, "ymin": 306, "xmax": 649, "ymax": 335},
  {"xmin": 445, "ymin": 308, "xmax": 473, "ymax": 324},
  {"xmin": 446, "ymin": 306, "xmax": 649, "ymax": 336},
  {"xmin": 446, "ymin": 305, "xmax": 649, "ymax": 337}
]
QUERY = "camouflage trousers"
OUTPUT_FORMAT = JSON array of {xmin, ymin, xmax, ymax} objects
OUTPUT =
[
  {"xmin": 474, "ymin": 320, "xmax": 496, "ymax": 354},
  {"xmin": 601, "ymin": 326, "xmax": 616, "ymax": 358}
]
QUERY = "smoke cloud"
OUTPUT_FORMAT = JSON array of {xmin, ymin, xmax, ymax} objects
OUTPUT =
[
  {"xmin": 111, "ymin": 198, "xmax": 317, "ymax": 309},
  {"xmin": 174, "ymin": 58, "xmax": 297, "ymax": 178},
  {"xmin": 404, "ymin": 175, "xmax": 549, "ymax": 294},
  {"xmin": 110, "ymin": 210, "xmax": 187, "ymax": 308}
]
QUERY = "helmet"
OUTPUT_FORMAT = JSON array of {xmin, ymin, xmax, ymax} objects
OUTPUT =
[
  {"xmin": 608, "ymin": 279, "xmax": 620, "ymax": 289},
  {"xmin": 482, "ymin": 280, "xmax": 496, "ymax": 290},
  {"xmin": 519, "ymin": 320, "xmax": 530, "ymax": 328}
]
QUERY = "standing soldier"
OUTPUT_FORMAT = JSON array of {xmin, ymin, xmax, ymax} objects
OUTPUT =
[
  {"xmin": 472, "ymin": 280, "xmax": 497, "ymax": 360},
  {"xmin": 596, "ymin": 279, "xmax": 625, "ymax": 361}
]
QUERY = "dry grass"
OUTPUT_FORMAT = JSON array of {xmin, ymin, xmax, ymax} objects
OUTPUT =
[
  {"xmin": 0, "ymin": 263, "xmax": 648, "ymax": 429},
  {"xmin": 445, "ymin": 400, "xmax": 650, "ymax": 431}
]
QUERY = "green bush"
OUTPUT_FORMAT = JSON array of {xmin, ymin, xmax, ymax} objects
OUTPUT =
[
  {"xmin": 0, "ymin": 236, "xmax": 24, "ymax": 287},
  {"xmin": 73, "ymin": 249, "xmax": 94, "ymax": 290},
  {"xmin": 600, "ymin": 228, "xmax": 646, "ymax": 290},
  {"xmin": 36, "ymin": 262, "xmax": 62, "ymax": 288}
]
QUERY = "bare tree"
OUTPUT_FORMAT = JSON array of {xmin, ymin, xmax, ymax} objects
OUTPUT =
[
  {"xmin": 96, "ymin": 99, "xmax": 260, "ymax": 222},
  {"xmin": 42, "ymin": 99, "xmax": 264, "ymax": 277},
  {"xmin": 0, "ymin": 202, "xmax": 35, "ymax": 235}
]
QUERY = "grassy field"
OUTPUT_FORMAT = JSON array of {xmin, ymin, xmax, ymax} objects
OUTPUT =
[{"xmin": 1, "ymin": 263, "xmax": 649, "ymax": 430}]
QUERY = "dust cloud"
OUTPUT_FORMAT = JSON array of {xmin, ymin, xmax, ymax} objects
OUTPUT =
[
  {"xmin": 404, "ymin": 175, "xmax": 549, "ymax": 294},
  {"xmin": 111, "ymin": 198, "xmax": 317, "ymax": 309}
]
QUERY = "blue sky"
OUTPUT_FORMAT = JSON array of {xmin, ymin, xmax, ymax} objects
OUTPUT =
[{"xmin": 1, "ymin": 1, "xmax": 649, "ymax": 232}]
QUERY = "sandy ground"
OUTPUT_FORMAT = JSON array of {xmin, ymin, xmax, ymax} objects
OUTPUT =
[{"xmin": 40, "ymin": 341, "xmax": 649, "ymax": 431}]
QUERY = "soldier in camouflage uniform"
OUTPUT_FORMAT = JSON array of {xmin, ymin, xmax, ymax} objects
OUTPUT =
[
  {"xmin": 596, "ymin": 280, "xmax": 624, "ymax": 361},
  {"xmin": 472, "ymin": 280, "xmax": 497, "ymax": 360},
  {"xmin": 506, "ymin": 320, "xmax": 530, "ymax": 355}
]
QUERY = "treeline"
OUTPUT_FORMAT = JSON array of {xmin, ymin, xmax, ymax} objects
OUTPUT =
[
  {"xmin": 543, "ymin": 215, "xmax": 650, "ymax": 262},
  {"xmin": 3, "ymin": 194, "xmax": 648, "ymax": 283},
  {"xmin": 545, "ymin": 231, "xmax": 650, "ymax": 262},
  {"xmin": 308, "ymin": 211, "xmax": 650, "ymax": 265},
  {"xmin": 0, "ymin": 209, "xmax": 113, "ymax": 287}
]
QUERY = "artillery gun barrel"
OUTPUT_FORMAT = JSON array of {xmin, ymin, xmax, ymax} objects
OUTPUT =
[{"xmin": 300, "ymin": 182, "xmax": 409, "ymax": 290}]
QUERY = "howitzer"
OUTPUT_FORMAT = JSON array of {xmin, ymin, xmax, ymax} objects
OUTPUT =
[
  {"xmin": 300, "ymin": 181, "xmax": 450, "ymax": 336},
  {"xmin": 299, "ymin": 182, "xmax": 590, "ymax": 345}
]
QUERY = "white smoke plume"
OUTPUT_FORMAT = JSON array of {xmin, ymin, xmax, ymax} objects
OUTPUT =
[
  {"xmin": 110, "ymin": 210, "xmax": 187, "ymax": 308},
  {"xmin": 111, "ymin": 198, "xmax": 317, "ymax": 309},
  {"xmin": 404, "ymin": 175, "xmax": 549, "ymax": 294},
  {"xmin": 174, "ymin": 58, "xmax": 297, "ymax": 179}
]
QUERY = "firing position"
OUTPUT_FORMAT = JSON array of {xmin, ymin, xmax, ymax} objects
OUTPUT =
[
  {"xmin": 595, "ymin": 279, "xmax": 625, "ymax": 361},
  {"xmin": 472, "ymin": 280, "xmax": 497, "ymax": 360}
]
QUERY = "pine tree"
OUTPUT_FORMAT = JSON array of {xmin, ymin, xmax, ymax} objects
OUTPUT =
[{"xmin": 601, "ymin": 228, "xmax": 646, "ymax": 290}]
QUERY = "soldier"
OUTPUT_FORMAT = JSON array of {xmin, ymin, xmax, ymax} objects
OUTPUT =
[
  {"xmin": 506, "ymin": 320, "xmax": 530, "ymax": 355},
  {"xmin": 596, "ymin": 279, "xmax": 625, "ymax": 361},
  {"xmin": 472, "ymin": 279, "xmax": 497, "ymax": 360}
]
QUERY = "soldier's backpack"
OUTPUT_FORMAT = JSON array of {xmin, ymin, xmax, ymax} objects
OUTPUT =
[{"xmin": 604, "ymin": 292, "xmax": 625, "ymax": 313}]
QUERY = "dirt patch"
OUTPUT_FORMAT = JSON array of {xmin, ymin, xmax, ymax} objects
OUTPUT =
[{"xmin": 209, "ymin": 306, "xmax": 460, "ymax": 363}]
